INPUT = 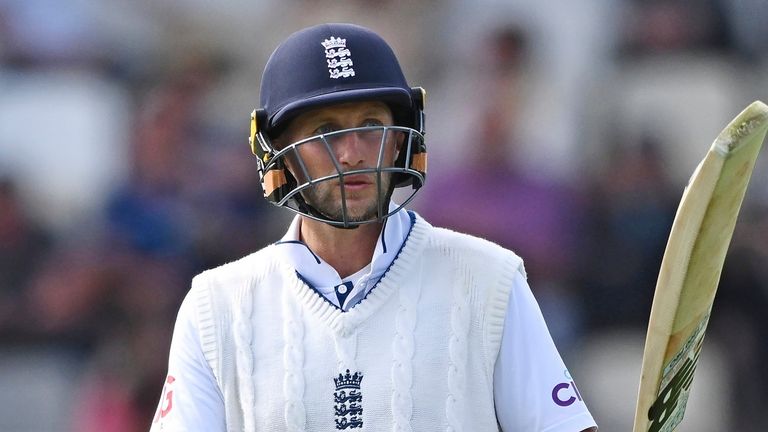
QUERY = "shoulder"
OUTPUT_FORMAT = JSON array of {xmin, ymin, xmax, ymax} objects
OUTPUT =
[
  {"xmin": 412, "ymin": 213, "xmax": 525, "ymax": 370},
  {"xmin": 191, "ymin": 243, "xmax": 284, "ymax": 291},
  {"xmin": 185, "ymin": 243, "xmax": 291, "ymax": 339},
  {"xmin": 414, "ymin": 213, "xmax": 525, "ymax": 277}
]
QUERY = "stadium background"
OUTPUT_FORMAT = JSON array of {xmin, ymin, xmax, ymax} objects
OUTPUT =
[{"xmin": 1, "ymin": 0, "xmax": 768, "ymax": 430}]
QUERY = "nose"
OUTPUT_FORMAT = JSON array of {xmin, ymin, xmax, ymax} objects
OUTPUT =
[{"xmin": 334, "ymin": 132, "xmax": 366, "ymax": 167}]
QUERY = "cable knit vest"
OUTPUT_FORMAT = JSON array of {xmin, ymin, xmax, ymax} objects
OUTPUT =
[{"xmin": 191, "ymin": 215, "xmax": 523, "ymax": 431}]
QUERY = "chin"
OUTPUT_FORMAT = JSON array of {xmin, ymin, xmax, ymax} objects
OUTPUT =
[{"xmin": 322, "ymin": 204, "xmax": 381, "ymax": 223}]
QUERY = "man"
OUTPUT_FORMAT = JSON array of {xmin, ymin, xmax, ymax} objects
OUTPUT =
[{"xmin": 151, "ymin": 23, "xmax": 598, "ymax": 431}]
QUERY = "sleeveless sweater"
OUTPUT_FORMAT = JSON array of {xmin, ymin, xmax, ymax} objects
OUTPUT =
[{"xmin": 190, "ymin": 215, "xmax": 523, "ymax": 431}]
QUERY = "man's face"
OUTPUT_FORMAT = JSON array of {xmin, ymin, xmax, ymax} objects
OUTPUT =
[{"xmin": 278, "ymin": 101, "xmax": 403, "ymax": 223}]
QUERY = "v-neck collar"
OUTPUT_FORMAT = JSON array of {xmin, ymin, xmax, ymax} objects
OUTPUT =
[
  {"xmin": 274, "ymin": 205, "xmax": 413, "ymax": 311},
  {"xmin": 277, "ymin": 212, "xmax": 426, "ymax": 334}
]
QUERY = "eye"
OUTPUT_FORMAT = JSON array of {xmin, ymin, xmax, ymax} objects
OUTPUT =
[
  {"xmin": 361, "ymin": 119, "xmax": 384, "ymax": 128},
  {"xmin": 313, "ymin": 123, "xmax": 337, "ymax": 135}
]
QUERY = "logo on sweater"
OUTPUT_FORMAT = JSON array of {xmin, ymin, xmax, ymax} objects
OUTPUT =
[
  {"xmin": 333, "ymin": 369, "xmax": 363, "ymax": 429},
  {"xmin": 153, "ymin": 375, "xmax": 175, "ymax": 424}
]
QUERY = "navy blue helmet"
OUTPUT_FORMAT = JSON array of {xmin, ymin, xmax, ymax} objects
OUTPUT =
[{"xmin": 249, "ymin": 23, "xmax": 427, "ymax": 228}]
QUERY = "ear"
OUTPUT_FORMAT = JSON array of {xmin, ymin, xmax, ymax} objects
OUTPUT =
[{"xmin": 395, "ymin": 130, "xmax": 405, "ymax": 153}]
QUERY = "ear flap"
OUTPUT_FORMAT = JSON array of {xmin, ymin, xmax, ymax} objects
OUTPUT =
[
  {"xmin": 407, "ymin": 130, "xmax": 427, "ymax": 182},
  {"xmin": 260, "ymin": 155, "xmax": 298, "ymax": 203},
  {"xmin": 411, "ymin": 87, "xmax": 426, "ymax": 135},
  {"xmin": 249, "ymin": 108, "xmax": 297, "ymax": 203},
  {"xmin": 391, "ymin": 130, "xmax": 427, "ymax": 189},
  {"xmin": 385, "ymin": 87, "xmax": 427, "ymax": 189},
  {"xmin": 249, "ymin": 109, "xmax": 270, "ymax": 161},
  {"xmin": 408, "ymin": 87, "xmax": 427, "ymax": 180}
]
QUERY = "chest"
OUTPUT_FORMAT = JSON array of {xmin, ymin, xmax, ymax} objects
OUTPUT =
[{"xmin": 217, "ymin": 262, "xmax": 499, "ymax": 431}]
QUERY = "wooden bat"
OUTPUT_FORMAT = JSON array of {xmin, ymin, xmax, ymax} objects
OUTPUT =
[{"xmin": 633, "ymin": 100, "xmax": 768, "ymax": 432}]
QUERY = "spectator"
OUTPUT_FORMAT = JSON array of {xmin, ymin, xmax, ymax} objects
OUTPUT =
[{"xmin": 0, "ymin": 178, "xmax": 51, "ymax": 341}]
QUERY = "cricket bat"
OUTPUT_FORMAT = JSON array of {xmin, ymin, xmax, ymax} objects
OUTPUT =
[{"xmin": 632, "ymin": 100, "xmax": 768, "ymax": 432}]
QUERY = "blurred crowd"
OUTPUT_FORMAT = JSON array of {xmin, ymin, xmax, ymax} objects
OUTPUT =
[{"xmin": 2, "ymin": 0, "xmax": 768, "ymax": 431}]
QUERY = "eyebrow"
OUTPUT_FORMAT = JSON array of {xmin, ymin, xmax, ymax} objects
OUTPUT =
[
  {"xmin": 283, "ymin": 104, "xmax": 393, "ymax": 142},
  {"xmin": 301, "ymin": 106, "xmax": 391, "ymax": 126}
]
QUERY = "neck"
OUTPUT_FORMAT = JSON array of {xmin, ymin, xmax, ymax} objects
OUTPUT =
[{"xmin": 299, "ymin": 217, "xmax": 383, "ymax": 278}]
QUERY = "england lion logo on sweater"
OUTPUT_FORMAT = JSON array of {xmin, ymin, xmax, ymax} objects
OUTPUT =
[{"xmin": 333, "ymin": 369, "xmax": 363, "ymax": 429}]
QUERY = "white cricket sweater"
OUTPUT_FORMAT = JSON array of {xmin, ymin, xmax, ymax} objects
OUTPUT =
[{"xmin": 191, "ymin": 215, "xmax": 522, "ymax": 431}]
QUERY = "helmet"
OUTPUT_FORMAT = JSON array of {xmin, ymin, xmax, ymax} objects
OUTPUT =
[{"xmin": 249, "ymin": 23, "xmax": 427, "ymax": 228}]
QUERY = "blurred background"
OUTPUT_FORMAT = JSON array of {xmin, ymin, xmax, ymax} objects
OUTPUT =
[{"xmin": 1, "ymin": 0, "xmax": 768, "ymax": 430}]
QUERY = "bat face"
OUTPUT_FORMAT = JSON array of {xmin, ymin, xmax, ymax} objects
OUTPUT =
[
  {"xmin": 645, "ymin": 315, "xmax": 704, "ymax": 431},
  {"xmin": 633, "ymin": 101, "xmax": 768, "ymax": 432}
]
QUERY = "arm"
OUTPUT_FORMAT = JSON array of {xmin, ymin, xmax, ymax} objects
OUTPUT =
[
  {"xmin": 494, "ymin": 270, "xmax": 598, "ymax": 432},
  {"xmin": 150, "ymin": 292, "xmax": 226, "ymax": 431}
]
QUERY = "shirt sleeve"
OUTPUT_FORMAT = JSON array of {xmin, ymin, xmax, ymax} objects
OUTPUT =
[
  {"xmin": 150, "ymin": 291, "xmax": 226, "ymax": 432},
  {"xmin": 493, "ymin": 270, "xmax": 597, "ymax": 432}
]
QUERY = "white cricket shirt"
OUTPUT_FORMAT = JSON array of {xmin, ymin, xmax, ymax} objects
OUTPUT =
[{"xmin": 151, "ymin": 208, "xmax": 597, "ymax": 431}]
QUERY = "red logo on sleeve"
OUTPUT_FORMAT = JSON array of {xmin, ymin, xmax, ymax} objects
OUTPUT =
[{"xmin": 153, "ymin": 375, "xmax": 176, "ymax": 423}]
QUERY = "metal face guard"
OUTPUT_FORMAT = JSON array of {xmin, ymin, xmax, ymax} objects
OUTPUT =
[{"xmin": 260, "ymin": 125, "xmax": 426, "ymax": 228}]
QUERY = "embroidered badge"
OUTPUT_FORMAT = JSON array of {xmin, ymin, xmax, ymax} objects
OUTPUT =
[
  {"xmin": 333, "ymin": 369, "xmax": 363, "ymax": 429},
  {"xmin": 322, "ymin": 36, "xmax": 355, "ymax": 79}
]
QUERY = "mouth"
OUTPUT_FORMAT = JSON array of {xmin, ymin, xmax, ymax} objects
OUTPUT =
[{"xmin": 339, "ymin": 174, "xmax": 373, "ymax": 190}]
